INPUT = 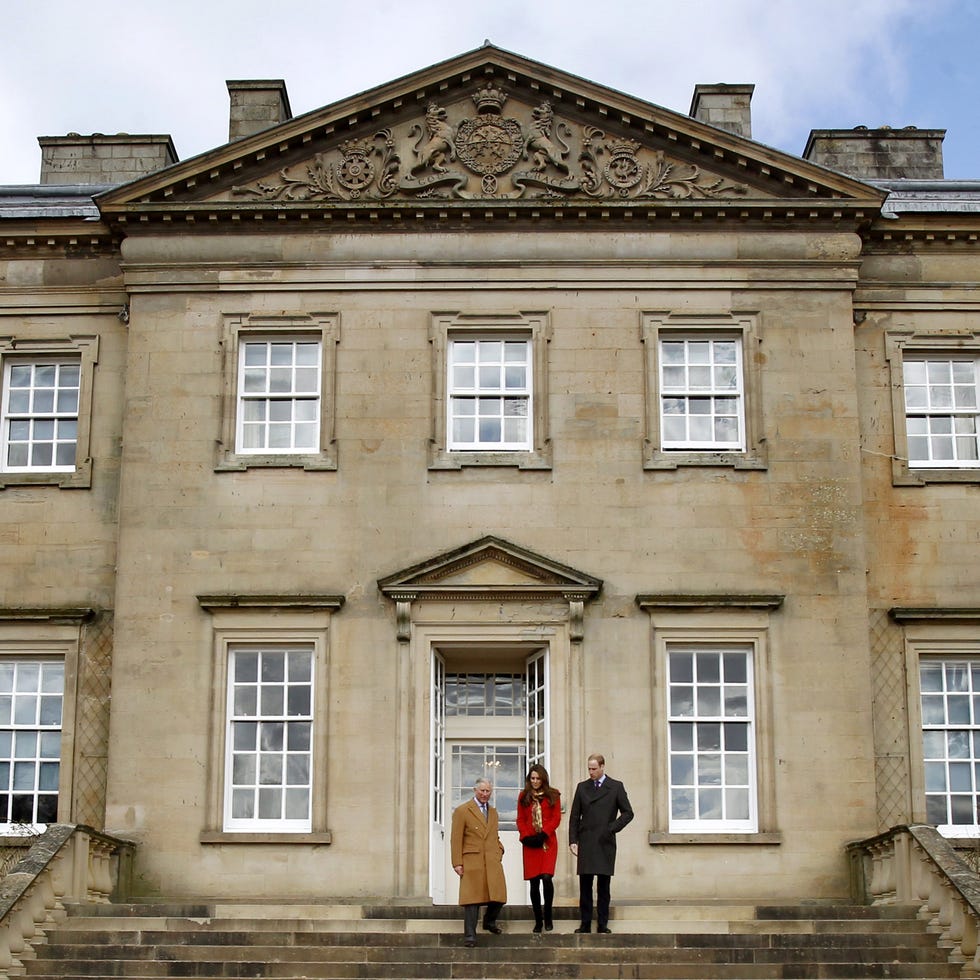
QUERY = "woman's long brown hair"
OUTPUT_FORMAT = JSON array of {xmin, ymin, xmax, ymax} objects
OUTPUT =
[{"xmin": 520, "ymin": 762, "xmax": 560, "ymax": 807}]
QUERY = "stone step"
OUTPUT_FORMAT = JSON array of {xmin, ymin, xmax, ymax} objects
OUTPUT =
[
  {"xmin": 35, "ymin": 927, "xmax": 945, "ymax": 947},
  {"xmin": 51, "ymin": 900, "xmax": 934, "ymax": 935},
  {"xmin": 22, "ymin": 966, "xmax": 961, "ymax": 980},
  {"xmin": 29, "ymin": 940, "xmax": 955, "ymax": 962},
  {"xmin": 23, "ymin": 900, "xmax": 957, "ymax": 980}
]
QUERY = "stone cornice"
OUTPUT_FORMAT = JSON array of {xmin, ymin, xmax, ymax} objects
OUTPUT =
[
  {"xmin": 636, "ymin": 594, "xmax": 784, "ymax": 611},
  {"xmin": 102, "ymin": 198, "xmax": 878, "ymax": 233},
  {"xmin": 889, "ymin": 607, "xmax": 980, "ymax": 624},
  {"xmin": 197, "ymin": 594, "xmax": 345, "ymax": 612},
  {"xmin": 0, "ymin": 607, "xmax": 97, "ymax": 624},
  {"xmin": 0, "ymin": 219, "xmax": 118, "ymax": 257}
]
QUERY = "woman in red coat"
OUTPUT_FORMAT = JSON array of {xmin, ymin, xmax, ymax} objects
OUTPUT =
[{"xmin": 516, "ymin": 763, "xmax": 562, "ymax": 932}]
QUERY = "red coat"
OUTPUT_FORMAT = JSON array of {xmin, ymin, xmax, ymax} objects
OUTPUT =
[{"xmin": 516, "ymin": 791, "xmax": 561, "ymax": 879}]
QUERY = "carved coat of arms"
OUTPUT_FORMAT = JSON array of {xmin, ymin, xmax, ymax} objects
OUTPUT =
[{"xmin": 232, "ymin": 84, "xmax": 747, "ymax": 204}]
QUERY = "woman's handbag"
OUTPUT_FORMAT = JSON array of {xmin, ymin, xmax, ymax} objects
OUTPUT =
[{"xmin": 520, "ymin": 832, "xmax": 547, "ymax": 848}]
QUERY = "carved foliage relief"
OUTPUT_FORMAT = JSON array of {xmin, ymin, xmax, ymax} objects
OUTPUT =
[{"xmin": 232, "ymin": 85, "xmax": 748, "ymax": 204}]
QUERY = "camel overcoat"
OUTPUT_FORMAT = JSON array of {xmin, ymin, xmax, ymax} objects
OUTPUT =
[
  {"xmin": 568, "ymin": 776, "xmax": 633, "ymax": 876},
  {"xmin": 450, "ymin": 799, "xmax": 507, "ymax": 906}
]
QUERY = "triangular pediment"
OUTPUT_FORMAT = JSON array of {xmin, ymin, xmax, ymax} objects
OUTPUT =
[
  {"xmin": 97, "ymin": 45, "xmax": 883, "ymax": 226},
  {"xmin": 377, "ymin": 536, "xmax": 602, "ymax": 602}
]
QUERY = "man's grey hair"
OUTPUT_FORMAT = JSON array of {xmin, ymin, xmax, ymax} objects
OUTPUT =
[{"xmin": 473, "ymin": 777, "xmax": 493, "ymax": 790}]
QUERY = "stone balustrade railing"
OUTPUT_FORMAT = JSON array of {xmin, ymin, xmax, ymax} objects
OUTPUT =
[
  {"xmin": 848, "ymin": 824, "xmax": 980, "ymax": 977},
  {"xmin": 0, "ymin": 824, "xmax": 135, "ymax": 976}
]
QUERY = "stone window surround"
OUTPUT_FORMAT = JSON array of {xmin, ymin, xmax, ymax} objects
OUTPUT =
[
  {"xmin": 885, "ymin": 329, "xmax": 980, "ymax": 486},
  {"xmin": 215, "ymin": 312, "xmax": 339, "ymax": 472},
  {"xmin": 197, "ymin": 595, "xmax": 343, "ymax": 845},
  {"xmin": 428, "ymin": 311, "xmax": 552, "ymax": 470},
  {"xmin": 0, "ymin": 335, "xmax": 99, "ymax": 490},
  {"xmin": 637, "ymin": 594, "xmax": 783, "ymax": 845},
  {"xmin": 0, "ymin": 608, "xmax": 93, "ymax": 827},
  {"xmin": 640, "ymin": 311, "xmax": 767, "ymax": 471}
]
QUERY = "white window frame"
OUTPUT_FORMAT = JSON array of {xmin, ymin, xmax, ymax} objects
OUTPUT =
[
  {"xmin": 447, "ymin": 337, "xmax": 532, "ymax": 452},
  {"xmin": 429, "ymin": 312, "xmax": 552, "ymax": 470},
  {"xmin": 0, "ymin": 659, "xmax": 65, "ymax": 829},
  {"xmin": 658, "ymin": 335, "xmax": 746, "ymax": 452},
  {"xmin": 236, "ymin": 338, "xmax": 322, "ymax": 456},
  {"xmin": 224, "ymin": 644, "xmax": 315, "ymax": 833},
  {"xmin": 217, "ymin": 313, "xmax": 338, "ymax": 472},
  {"xmin": 901, "ymin": 626, "xmax": 980, "ymax": 838},
  {"xmin": 198, "ymin": 596, "xmax": 341, "ymax": 843},
  {"xmin": 0, "ymin": 620, "xmax": 83, "ymax": 834},
  {"xmin": 641, "ymin": 312, "xmax": 766, "ymax": 471},
  {"xmin": 665, "ymin": 643, "xmax": 757, "ymax": 833},
  {"xmin": 886, "ymin": 331, "xmax": 980, "ymax": 485},
  {"xmin": 0, "ymin": 336, "xmax": 98, "ymax": 489}
]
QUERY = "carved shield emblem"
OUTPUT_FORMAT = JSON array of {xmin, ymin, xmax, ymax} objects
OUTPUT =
[{"xmin": 456, "ymin": 115, "xmax": 524, "ymax": 175}]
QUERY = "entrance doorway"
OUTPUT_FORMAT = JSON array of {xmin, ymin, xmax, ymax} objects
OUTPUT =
[{"xmin": 430, "ymin": 647, "xmax": 548, "ymax": 904}]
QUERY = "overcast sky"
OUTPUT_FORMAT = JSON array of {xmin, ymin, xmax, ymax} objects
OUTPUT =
[{"xmin": 2, "ymin": 0, "xmax": 977, "ymax": 185}]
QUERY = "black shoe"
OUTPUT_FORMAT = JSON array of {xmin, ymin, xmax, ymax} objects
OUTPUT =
[
  {"xmin": 597, "ymin": 926, "xmax": 612, "ymax": 933},
  {"xmin": 532, "ymin": 922, "xmax": 543, "ymax": 933},
  {"xmin": 464, "ymin": 937, "xmax": 476, "ymax": 947},
  {"xmin": 574, "ymin": 926, "xmax": 591, "ymax": 933},
  {"xmin": 544, "ymin": 919, "xmax": 553, "ymax": 932},
  {"xmin": 483, "ymin": 923, "xmax": 502, "ymax": 934}
]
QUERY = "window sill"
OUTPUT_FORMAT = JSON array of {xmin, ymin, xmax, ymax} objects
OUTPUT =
[
  {"xmin": 200, "ymin": 831, "xmax": 332, "ymax": 845},
  {"xmin": 429, "ymin": 448, "xmax": 552, "ymax": 471},
  {"xmin": 643, "ymin": 448, "xmax": 767, "ymax": 471},
  {"xmin": 892, "ymin": 462, "xmax": 980, "ymax": 486},
  {"xmin": 215, "ymin": 452, "xmax": 337, "ymax": 472},
  {"xmin": 0, "ymin": 460, "xmax": 92, "ymax": 490},
  {"xmin": 648, "ymin": 831, "xmax": 782, "ymax": 845}
]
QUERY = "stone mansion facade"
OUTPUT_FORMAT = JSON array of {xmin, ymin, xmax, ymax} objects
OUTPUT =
[{"xmin": 1, "ymin": 45, "xmax": 979, "ymax": 903}]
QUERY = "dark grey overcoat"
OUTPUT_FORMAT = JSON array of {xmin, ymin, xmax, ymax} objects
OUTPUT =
[{"xmin": 568, "ymin": 776, "xmax": 634, "ymax": 876}]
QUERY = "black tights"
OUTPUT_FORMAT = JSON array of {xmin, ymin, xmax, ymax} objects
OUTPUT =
[{"xmin": 529, "ymin": 874, "xmax": 554, "ymax": 923}]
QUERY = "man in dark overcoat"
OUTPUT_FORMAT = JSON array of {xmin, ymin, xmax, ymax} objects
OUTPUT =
[{"xmin": 568, "ymin": 752, "xmax": 633, "ymax": 933}]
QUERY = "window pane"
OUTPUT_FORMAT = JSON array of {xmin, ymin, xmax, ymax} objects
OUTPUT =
[{"xmin": 232, "ymin": 754, "xmax": 256, "ymax": 784}]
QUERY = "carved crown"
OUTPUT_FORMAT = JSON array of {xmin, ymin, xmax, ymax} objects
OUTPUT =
[
  {"xmin": 472, "ymin": 85, "xmax": 507, "ymax": 115},
  {"xmin": 608, "ymin": 137, "xmax": 641, "ymax": 157}
]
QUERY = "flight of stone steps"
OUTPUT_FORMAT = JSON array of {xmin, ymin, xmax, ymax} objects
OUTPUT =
[{"xmin": 21, "ymin": 899, "xmax": 961, "ymax": 979}]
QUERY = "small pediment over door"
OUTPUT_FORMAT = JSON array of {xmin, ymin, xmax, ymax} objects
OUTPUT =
[{"xmin": 377, "ymin": 536, "xmax": 602, "ymax": 604}]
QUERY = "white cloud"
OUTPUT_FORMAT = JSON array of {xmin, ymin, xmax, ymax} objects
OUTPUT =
[{"xmin": 0, "ymin": 0, "xmax": 972, "ymax": 183}]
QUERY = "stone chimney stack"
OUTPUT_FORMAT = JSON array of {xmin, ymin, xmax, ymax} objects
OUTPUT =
[
  {"xmin": 689, "ymin": 84, "xmax": 754, "ymax": 139},
  {"xmin": 803, "ymin": 126, "xmax": 945, "ymax": 179},
  {"xmin": 227, "ymin": 80, "xmax": 292, "ymax": 141},
  {"xmin": 38, "ymin": 134, "xmax": 178, "ymax": 185}
]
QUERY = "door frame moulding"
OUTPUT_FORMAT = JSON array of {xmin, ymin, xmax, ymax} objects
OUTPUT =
[{"xmin": 377, "ymin": 537, "xmax": 602, "ymax": 897}]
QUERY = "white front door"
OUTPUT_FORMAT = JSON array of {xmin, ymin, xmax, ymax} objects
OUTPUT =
[{"xmin": 430, "ymin": 653, "xmax": 548, "ymax": 905}]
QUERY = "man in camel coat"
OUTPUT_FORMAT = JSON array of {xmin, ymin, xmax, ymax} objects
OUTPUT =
[{"xmin": 451, "ymin": 776, "xmax": 507, "ymax": 947}]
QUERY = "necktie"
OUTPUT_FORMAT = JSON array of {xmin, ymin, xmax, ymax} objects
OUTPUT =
[
  {"xmin": 594, "ymin": 780, "xmax": 601, "ymax": 790},
  {"xmin": 480, "ymin": 803, "xmax": 488, "ymax": 820}
]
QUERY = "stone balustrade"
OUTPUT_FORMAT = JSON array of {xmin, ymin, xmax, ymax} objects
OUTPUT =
[
  {"xmin": 848, "ymin": 824, "xmax": 980, "ymax": 977},
  {"xmin": 0, "ymin": 824, "xmax": 135, "ymax": 975}
]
